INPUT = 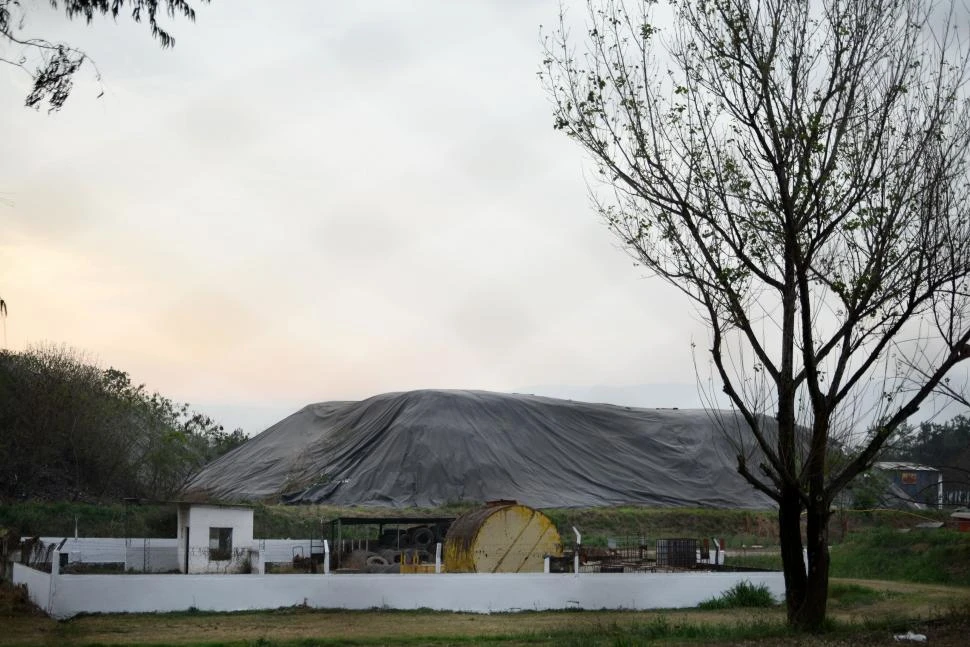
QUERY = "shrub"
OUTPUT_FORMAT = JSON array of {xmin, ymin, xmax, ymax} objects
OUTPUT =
[{"xmin": 698, "ymin": 580, "xmax": 777, "ymax": 610}]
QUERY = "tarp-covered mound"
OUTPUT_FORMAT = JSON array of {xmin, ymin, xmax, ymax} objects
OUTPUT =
[{"xmin": 182, "ymin": 389, "xmax": 775, "ymax": 509}]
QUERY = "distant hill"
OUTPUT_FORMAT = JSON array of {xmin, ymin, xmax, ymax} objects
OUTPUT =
[{"xmin": 182, "ymin": 389, "xmax": 775, "ymax": 509}]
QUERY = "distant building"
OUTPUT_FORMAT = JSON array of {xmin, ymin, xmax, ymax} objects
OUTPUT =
[{"xmin": 873, "ymin": 462, "xmax": 943, "ymax": 509}]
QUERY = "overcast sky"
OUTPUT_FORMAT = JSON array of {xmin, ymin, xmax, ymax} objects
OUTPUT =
[
  {"xmin": 0, "ymin": 1, "xmax": 712, "ymax": 432},
  {"xmin": 2, "ymin": 1, "xmax": 967, "ymax": 434}
]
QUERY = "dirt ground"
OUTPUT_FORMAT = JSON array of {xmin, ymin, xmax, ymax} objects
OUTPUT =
[{"xmin": 1, "ymin": 578, "xmax": 968, "ymax": 646}]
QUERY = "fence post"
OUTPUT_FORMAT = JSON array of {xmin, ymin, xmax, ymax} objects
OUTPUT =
[
  {"xmin": 435, "ymin": 543, "xmax": 442, "ymax": 574},
  {"xmin": 255, "ymin": 543, "xmax": 265, "ymax": 575},
  {"xmin": 49, "ymin": 548, "xmax": 61, "ymax": 617},
  {"xmin": 323, "ymin": 540, "xmax": 330, "ymax": 575},
  {"xmin": 572, "ymin": 527, "xmax": 581, "ymax": 575}
]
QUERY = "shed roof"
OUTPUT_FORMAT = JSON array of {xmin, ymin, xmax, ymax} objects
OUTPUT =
[
  {"xmin": 873, "ymin": 461, "xmax": 940, "ymax": 472},
  {"xmin": 174, "ymin": 501, "xmax": 254, "ymax": 511}
]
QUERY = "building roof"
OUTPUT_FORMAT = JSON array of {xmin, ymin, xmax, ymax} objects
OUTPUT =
[
  {"xmin": 873, "ymin": 461, "xmax": 940, "ymax": 472},
  {"xmin": 174, "ymin": 500, "xmax": 254, "ymax": 510}
]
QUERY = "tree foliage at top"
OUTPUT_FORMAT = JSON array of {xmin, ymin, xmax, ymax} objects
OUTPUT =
[
  {"xmin": 886, "ymin": 416, "xmax": 970, "ymax": 466},
  {"xmin": 0, "ymin": 344, "xmax": 245, "ymax": 501},
  {"xmin": 884, "ymin": 415, "xmax": 970, "ymax": 504},
  {"xmin": 542, "ymin": 0, "xmax": 970, "ymax": 630},
  {"xmin": 0, "ymin": 0, "xmax": 207, "ymax": 111}
]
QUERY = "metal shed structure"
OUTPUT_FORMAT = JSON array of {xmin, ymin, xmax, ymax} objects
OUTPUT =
[
  {"xmin": 873, "ymin": 462, "xmax": 943, "ymax": 509},
  {"xmin": 325, "ymin": 516, "xmax": 455, "ymax": 569}
]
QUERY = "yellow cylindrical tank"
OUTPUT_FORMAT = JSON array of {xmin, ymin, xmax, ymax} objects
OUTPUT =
[{"xmin": 443, "ymin": 501, "xmax": 562, "ymax": 573}]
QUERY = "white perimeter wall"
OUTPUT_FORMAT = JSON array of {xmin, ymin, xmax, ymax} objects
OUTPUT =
[
  {"xmin": 38, "ymin": 538, "xmax": 179, "ymax": 573},
  {"xmin": 12, "ymin": 563, "xmax": 52, "ymax": 614},
  {"xmin": 40, "ymin": 538, "xmax": 311, "ymax": 568},
  {"xmin": 13, "ymin": 564, "xmax": 785, "ymax": 620},
  {"xmin": 33, "ymin": 537, "xmax": 315, "ymax": 573}
]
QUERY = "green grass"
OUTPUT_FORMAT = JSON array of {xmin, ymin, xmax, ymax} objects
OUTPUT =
[
  {"xmin": 729, "ymin": 552, "xmax": 784, "ymax": 570},
  {"xmin": 726, "ymin": 528, "xmax": 970, "ymax": 588},
  {"xmin": 54, "ymin": 615, "xmax": 958, "ymax": 647},
  {"xmin": 697, "ymin": 581, "xmax": 778, "ymax": 610},
  {"xmin": 830, "ymin": 528, "xmax": 970, "ymax": 587},
  {"xmin": 827, "ymin": 582, "xmax": 897, "ymax": 609},
  {"xmin": 552, "ymin": 617, "xmax": 791, "ymax": 647},
  {"xmin": 543, "ymin": 507, "xmax": 779, "ymax": 547},
  {"xmin": 0, "ymin": 501, "xmax": 176, "ymax": 538},
  {"xmin": 66, "ymin": 618, "xmax": 793, "ymax": 646}
]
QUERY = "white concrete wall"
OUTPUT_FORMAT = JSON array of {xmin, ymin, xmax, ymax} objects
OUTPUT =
[
  {"xmin": 38, "ymin": 537, "xmax": 179, "ymax": 572},
  {"xmin": 12, "ymin": 563, "xmax": 52, "ymax": 614},
  {"xmin": 41, "ymin": 537, "xmax": 126, "ymax": 564},
  {"xmin": 177, "ymin": 505, "xmax": 254, "ymax": 574},
  {"xmin": 259, "ymin": 539, "xmax": 314, "ymax": 564},
  {"xmin": 37, "ymin": 537, "xmax": 302, "ymax": 571},
  {"xmin": 125, "ymin": 540, "xmax": 179, "ymax": 573},
  {"xmin": 12, "ymin": 565, "xmax": 785, "ymax": 620}
]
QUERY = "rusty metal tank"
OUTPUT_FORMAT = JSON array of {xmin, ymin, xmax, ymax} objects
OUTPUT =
[{"xmin": 443, "ymin": 501, "xmax": 562, "ymax": 573}]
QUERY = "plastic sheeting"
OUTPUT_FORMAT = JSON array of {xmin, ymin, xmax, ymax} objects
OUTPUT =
[{"xmin": 182, "ymin": 390, "xmax": 775, "ymax": 509}]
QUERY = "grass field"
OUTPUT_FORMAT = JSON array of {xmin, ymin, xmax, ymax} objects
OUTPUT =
[
  {"xmin": 1, "ymin": 578, "xmax": 967, "ymax": 646},
  {"xmin": 728, "ymin": 529, "xmax": 970, "ymax": 587}
]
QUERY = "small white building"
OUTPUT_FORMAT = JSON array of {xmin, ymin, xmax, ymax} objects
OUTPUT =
[{"xmin": 176, "ymin": 502, "xmax": 255, "ymax": 574}]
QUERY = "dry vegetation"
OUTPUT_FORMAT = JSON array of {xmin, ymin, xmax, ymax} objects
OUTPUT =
[{"xmin": 0, "ymin": 578, "xmax": 967, "ymax": 646}]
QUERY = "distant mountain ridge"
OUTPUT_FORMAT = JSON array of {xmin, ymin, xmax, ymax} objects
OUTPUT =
[{"xmin": 182, "ymin": 389, "xmax": 775, "ymax": 509}]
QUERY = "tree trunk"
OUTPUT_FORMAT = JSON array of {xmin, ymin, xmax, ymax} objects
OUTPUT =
[
  {"xmin": 788, "ymin": 502, "xmax": 831, "ymax": 631},
  {"xmin": 778, "ymin": 486, "xmax": 807, "ymax": 623}
]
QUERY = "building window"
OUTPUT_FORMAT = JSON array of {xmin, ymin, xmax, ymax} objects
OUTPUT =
[
  {"xmin": 209, "ymin": 527, "xmax": 233, "ymax": 560},
  {"xmin": 901, "ymin": 472, "xmax": 918, "ymax": 485}
]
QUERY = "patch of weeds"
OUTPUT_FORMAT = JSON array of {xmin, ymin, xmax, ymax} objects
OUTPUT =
[
  {"xmin": 828, "ymin": 582, "xmax": 895, "ymax": 608},
  {"xmin": 697, "ymin": 580, "xmax": 777, "ymax": 609},
  {"xmin": 562, "ymin": 617, "xmax": 791, "ymax": 646},
  {"xmin": 0, "ymin": 581, "xmax": 44, "ymax": 617}
]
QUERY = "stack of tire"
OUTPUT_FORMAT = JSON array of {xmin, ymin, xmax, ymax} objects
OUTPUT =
[{"xmin": 344, "ymin": 524, "xmax": 441, "ymax": 573}]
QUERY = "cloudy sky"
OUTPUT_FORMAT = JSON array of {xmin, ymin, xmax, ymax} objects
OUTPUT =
[
  {"xmin": 0, "ymin": 0, "xmax": 710, "ymax": 432},
  {"xmin": 2, "ymin": 1, "xmax": 967, "ymax": 435}
]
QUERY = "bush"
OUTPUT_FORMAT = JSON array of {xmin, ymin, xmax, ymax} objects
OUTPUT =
[{"xmin": 698, "ymin": 580, "xmax": 777, "ymax": 610}]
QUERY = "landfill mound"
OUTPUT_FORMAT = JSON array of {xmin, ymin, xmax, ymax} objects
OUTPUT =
[{"xmin": 182, "ymin": 389, "xmax": 775, "ymax": 509}]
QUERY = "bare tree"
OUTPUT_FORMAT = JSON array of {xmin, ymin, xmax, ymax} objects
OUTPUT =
[
  {"xmin": 0, "ymin": 0, "xmax": 206, "ymax": 111},
  {"xmin": 542, "ymin": 0, "xmax": 970, "ymax": 630}
]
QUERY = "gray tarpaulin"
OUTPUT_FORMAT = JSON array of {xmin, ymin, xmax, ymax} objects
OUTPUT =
[{"xmin": 182, "ymin": 390, "xmax": 775, "ymax": 509}]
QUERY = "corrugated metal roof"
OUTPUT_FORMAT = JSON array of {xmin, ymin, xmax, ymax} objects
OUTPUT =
[{"xmin": 873, "ymin": 461, "xmax": 940, "ymax": 472}]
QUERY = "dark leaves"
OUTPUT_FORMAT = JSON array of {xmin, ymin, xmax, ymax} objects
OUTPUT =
[
  {"xmin": 24, "ymin": 45, "xmax": 84, "ymax": 111},
  {"xmin": 4, "ymin": 0, "xmax": 207, "ymax": 111}
]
